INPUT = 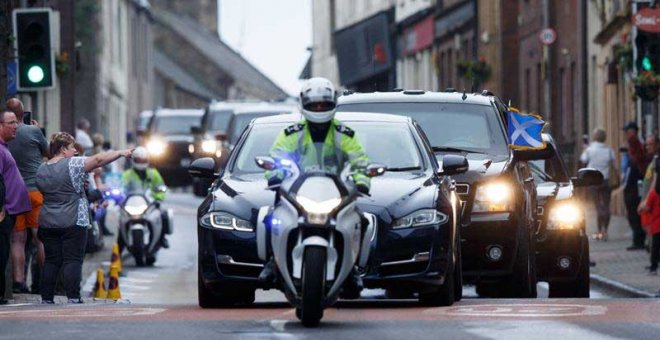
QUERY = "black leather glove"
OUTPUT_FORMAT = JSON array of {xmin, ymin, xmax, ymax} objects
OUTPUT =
[
  {"xmin": 268, "ymin": 176, "xmax": 282, "ymax": 188},
  {"xmin": 357, "ymin": 183, "xmax": 370, "ymax": 195}
]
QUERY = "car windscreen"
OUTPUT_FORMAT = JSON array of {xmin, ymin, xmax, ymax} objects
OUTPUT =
[
  {"xmin": 232, "ymin": 122, "xmax": 424, "ymax": 175},
  {"xmin": 228, "ymin": 112, "xmax": 286, "ymax": 145},
  {"xmin": 338, "ymin": 102, "xmax": 508, "ymax": 156},
  {"xmin": 139, "ymin": 114, "xmax": 152, "ymax": 131},
  {"xmin": 529, "ymin": 151, "xmax": 569, "ymax": 183},
  {"xmin": 153, "ymin": 115, "xmax": 201, "ymax": 135},
  {"xmin": 208, "ymin": 110, "xmax": 233, "ymax": 132}
]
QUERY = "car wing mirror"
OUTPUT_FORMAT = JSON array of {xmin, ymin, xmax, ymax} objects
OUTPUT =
[
  {"xmin": 215, "ymin": 132, "xmax": 228, "ymax": 142},
  {"xmin": 513, "ymin": 146, "xmax": 553, "ymax": 161},
  {"xmin": 438, "ymin": 155, "xmax": 469, "ymax": 176},
  {"xmin": 190, "ymin": 126, "xmax": 203, "ymax": 135},
  {"xmin": 572, "ymin": 168, "xmax": 604, "ymax": 187},
  {"xmin": 188, "ymin": 157, "xmax": 218, "ymax": 179},
  {"xmin": 255, "ymin": 156, "xmax": 276, "ymax": 171},
  {"xmin": 365, "ymin": 163, "xmax": 386, "ymax": 177}
]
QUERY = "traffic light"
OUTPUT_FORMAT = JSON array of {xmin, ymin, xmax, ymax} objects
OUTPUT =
[
  {"xmin": 635, "ymin": 30, "xmax": 660, "ymax": 74},
  {"xmin": 12, "ymin": 8, "xmax": 55, "ymax": 91}
]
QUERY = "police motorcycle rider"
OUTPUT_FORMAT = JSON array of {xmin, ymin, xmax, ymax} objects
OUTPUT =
[
  {"xmin": 121, "ymin": 146, "xmax": 171, "ymax": 249},
  {"xmin": 258, "ymin": 77, "xmax": 371, "ymax": 298}
]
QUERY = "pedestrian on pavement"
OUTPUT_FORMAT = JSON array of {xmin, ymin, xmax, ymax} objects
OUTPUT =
[
  {"xmin": 580, "ymin": 128, "xmax": 616, "ymax": 241},
  {"xmin": 0, "ymin": 110, "xmax": 32, "ymax": 302},
  {"xmin": 622, "ymin": 122, "xmax": 648, "ymax": 250},
  {"xmin": 637, "ymin": 183, "xmax": 660, "ymax": 275},
  {"xmin": 74, "ymin": 118, "xmax": 93, "ymax": 156},
  {"xmin": 6, "ymin": 98, "xmax": 48, "ymax": 294},
  {"xmin": 0, "ymin": 173, "xmax": 9, "ymax": 305},
  {"xmin": 36, "ymin": 132, "xmax": 132, "ymax": 304},
  {"xmin": 638, "ymin": 136, "xmax": 659, "ymax": 239}
]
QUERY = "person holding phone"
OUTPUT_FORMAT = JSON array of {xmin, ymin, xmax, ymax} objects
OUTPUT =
[{"xmin": 5, "ymin": 98, "xmax": 48, "ymax": 294}]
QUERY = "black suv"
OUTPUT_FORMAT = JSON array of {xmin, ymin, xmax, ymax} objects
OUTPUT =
[
  {"xmin": 338, "ymin": 90, "xmax": 549, "ymax": 298},
  {"xmin": 531, "ymin": 134, "xmax": 602, "ymax": 298}
]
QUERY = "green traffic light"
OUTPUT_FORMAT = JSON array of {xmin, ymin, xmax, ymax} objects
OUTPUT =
[
  {"xmin": 27, "ymin": 65, "xmax": 44, "ymax": 83},
  {"xmin": 642, "ymin": 55, "xmax": 652, "ymax": 72}
]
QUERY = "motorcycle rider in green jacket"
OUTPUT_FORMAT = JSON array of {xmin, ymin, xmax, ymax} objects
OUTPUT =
[
  {"xmin": 259, "ymin": 77, "xmax": 370, "ymax": 298},
  {"xmin": 122, "ymin": 146, "xmax": 170, "ymax": 248}
]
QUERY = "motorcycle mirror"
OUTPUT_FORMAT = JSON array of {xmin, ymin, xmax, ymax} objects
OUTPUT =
[
  {"xmin": 365, "ymin": 163, "xmax": 386, "ymax": 177},
  {"xmin": 255, "ymin": 156, "xmax": 276, "ymax": 170},
  {"xmin": 154, "ymin": 185, "xmax": 168, "ymax": 194}
]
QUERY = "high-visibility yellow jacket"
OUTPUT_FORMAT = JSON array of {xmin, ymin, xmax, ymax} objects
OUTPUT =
[{"xmin": 266, "ymin": 118, "xmax": 370, "ymax": 189}]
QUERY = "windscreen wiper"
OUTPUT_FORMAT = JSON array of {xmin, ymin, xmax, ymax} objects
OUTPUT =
[
  {"xmin": 386, "ymin": 166, "xmax": 422, "ymax": 172},
  {"xmin": 432, "ymin": 146, "xmax": 485, "ymax": 154}
]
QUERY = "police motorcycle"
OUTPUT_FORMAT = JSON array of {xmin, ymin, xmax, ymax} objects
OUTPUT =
[
  {"xmin": 254, "ymin": 155, "xmax": 384, "ymax": 327},
  {"xmin": 118, "ymin": 185, "xmax": 171, "ymax": 266}
]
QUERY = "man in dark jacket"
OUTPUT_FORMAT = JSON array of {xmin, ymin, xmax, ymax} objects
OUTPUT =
[{"xmin": 623, "ymin": 122, "xmax": 648, "ymax": 250}]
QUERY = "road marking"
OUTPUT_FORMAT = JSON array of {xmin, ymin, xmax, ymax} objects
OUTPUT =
[
  {"xmin": 464, "ymin": 320, "xmax": 621, "ymax": 340},
  {"xmin": 0, "ymin": 307, "xmax": 165, "ymax": 318},
  {"xmin": 426, "ymin": 304, "xmax": 607, "ymax": 317},
  {"xmin": 270, "ymin": 319, "xmax": 288, "ymax": 332}
]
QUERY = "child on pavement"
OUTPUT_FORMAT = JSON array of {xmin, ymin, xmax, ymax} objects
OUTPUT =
[{"xmin": 639, "ymin": 186, "xmax": 660, "ymax": 275}]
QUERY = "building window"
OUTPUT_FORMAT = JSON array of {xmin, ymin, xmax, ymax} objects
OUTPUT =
[
  {"xmin": 558, "ymin": 67, "xmax": 565, "ymax": 136},
  {"xmin": 525, "ymin": 68, "xmax": 531, "ymax": 110},
  {"xmin": 536, "ymin": 63, "xmax": 542, "ymax": 114},
  {"xmin": 330, "ymin": 0, "xmax": 336, "ymax": 53}
]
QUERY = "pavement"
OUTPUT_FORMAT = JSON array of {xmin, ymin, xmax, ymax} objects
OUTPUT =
[{"xmin": 586, "ymin": 210, "xmax": 660, "ymax": 298}]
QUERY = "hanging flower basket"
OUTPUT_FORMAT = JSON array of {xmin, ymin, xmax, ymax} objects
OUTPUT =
[
  {"xmin": 456, "ymin": 58, "xmax": 492, "ymax": 89},
  {"xmin": 632, "ymin": 71, "xmax": 660, "ymax": 101}
]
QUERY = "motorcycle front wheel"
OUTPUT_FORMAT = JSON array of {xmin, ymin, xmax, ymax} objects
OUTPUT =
[
  {"xmin": 132, "ymin": 229, "xmax": 145, "ymax": 267},
  {"xmin": 300, "ymin": 246, "xmax": 326, "ymax": 328}
]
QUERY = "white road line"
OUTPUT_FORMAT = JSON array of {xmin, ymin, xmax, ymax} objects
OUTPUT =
[{"xmin": 463, "ymin": 320, "xmax": 623, "ymax": 340}]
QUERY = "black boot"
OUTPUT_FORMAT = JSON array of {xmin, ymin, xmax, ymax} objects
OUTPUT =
[
  {"xmin": 340, "ymin": 269, "xmax": 363, "ymax": 299},
  {"xmin": 161, "ymin": 237, "xmax": 169, "ymax": 249},
  {"xmin": 258, "ymin": 258, "xmax": 275, "ymax": 283}
]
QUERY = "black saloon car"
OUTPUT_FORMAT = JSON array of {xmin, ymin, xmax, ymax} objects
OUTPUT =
[
  {"xmin": 189, "ymin": 112, "xmax": 467, "ymax": 307},
  {"xmin": 337, "ymin": 90, "xmax": 548, "ymax": 298},
  {"xmin": 531, "ymin": 134, "xmax": 602, "ymax": 298}
]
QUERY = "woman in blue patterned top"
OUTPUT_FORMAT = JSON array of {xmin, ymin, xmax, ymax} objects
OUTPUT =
[{"xmin": 36, "ymin": 132, "xmax": 133, "ymax": 304}]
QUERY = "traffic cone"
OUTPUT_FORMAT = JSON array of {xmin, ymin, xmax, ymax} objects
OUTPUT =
[
  {"xmin": 110, "ymin": 243, "xmax": 122, "ymax": 273},
  {"xmin": 93, "ymin": 267, "xmax": 108, "ymax": 299},
  {"xmin": 107, "ymin": 265, "xmax": 121, "ymax": 300}
]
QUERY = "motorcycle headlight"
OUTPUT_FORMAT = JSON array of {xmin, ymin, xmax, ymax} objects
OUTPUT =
[
  {"xmin": 296, "ymin": 196, "xmax": 341, "ymax": 214},
  {"xmin": 200, "ymin": 212, "xmax": 253, "ymax": 232},
  {"xmin": 547, "ymin": 201, "xmax": 583, "ymax": 230},
  {"xmin": 473, "ymin": 182, "xmax": 512, "ymax": 213},
  {"xmin": 123, "ymin": 196, "xmax": 149, "ymax": 216},
  {"xmin": 146, "ymin": 139, "xmax": 167, "ymax": 157},
  {"xmin": 392, "ymin": 209, "xmax": 448, "ymax": 229},
  {"xmin": 201, "ymin": 139, "xmax": 217, "ymax": 154}
]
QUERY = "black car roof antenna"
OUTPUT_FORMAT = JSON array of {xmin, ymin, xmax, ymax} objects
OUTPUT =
[{"xmin": 462, "ymin": 89, "xmax": 467, "ymax": 101}]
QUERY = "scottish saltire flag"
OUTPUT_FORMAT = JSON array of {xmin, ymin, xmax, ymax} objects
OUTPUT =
[{"xmin": 507, "ymin": 108, "xmax": 546, "ymax": 150}]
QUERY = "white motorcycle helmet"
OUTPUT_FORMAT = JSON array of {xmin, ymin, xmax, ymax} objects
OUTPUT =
[
  {"xmin": 300, "ymin": 77, "xmax": 338, "ymax": 124},
  {"xmin": 132, "ymin": 146, "xmax": 149, "ymax": 171}
]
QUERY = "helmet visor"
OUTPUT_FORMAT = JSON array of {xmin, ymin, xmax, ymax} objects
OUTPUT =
[
  {"xmin": 134, "ymin": 157, "xmax": 148, "ymax": 165},
  {"xmin": 303, "ymin": 101, "xmax": 336, "ymax": 112}
]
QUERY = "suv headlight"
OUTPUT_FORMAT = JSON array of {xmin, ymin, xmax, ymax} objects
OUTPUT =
[
  {"xmin": 392, "ymin": 209, "xmax": 448, "ymax": 229},
  {"xmin": 200, "ymin": 212, "xmax": 254, "ymax": 232},
  {"xmin": 201, "ymin": 139, "xmax": 217, "ymax": 153},
  {"xmin": 547, "ymin": 201, "xmax": 583, "ymax": 230},
  {"xmin": 146, "ymin": 139, "xmax": 167, "ymax": 157},
  {"xmin": 473, "ymin": 182, "xmax": 512, "ymax": 212}
]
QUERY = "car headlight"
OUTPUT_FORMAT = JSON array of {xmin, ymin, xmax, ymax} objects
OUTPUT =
[
  {"xmin": 473, "ymin": 182, "xmax": 512, "ymax": 212},
  {"xmin": 200, "ymin": 212, "xmax": 254, "ymax": 232},
  {"xmin": 146, "ymin": 139, "xmax": 167, "ymax": 157},
  {"xmin": 201, "ymin": 139, "xmax": 217, "ymax": 153},
  {"xmin": 547, "ymin": 201, "xmax": 583, "ymax": 230},
  {"xmin": 392, "ymin": 209, "xmax": 448, "ymax": 229},
  {"xmin": 123, "ymin": 196, "xmax": 149, "ymax": 216}
]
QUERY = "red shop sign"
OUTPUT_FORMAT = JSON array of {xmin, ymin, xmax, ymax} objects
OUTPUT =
[{"xmin": 633, "ymin": 7, "xmax": 660, "ymax": 33}]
